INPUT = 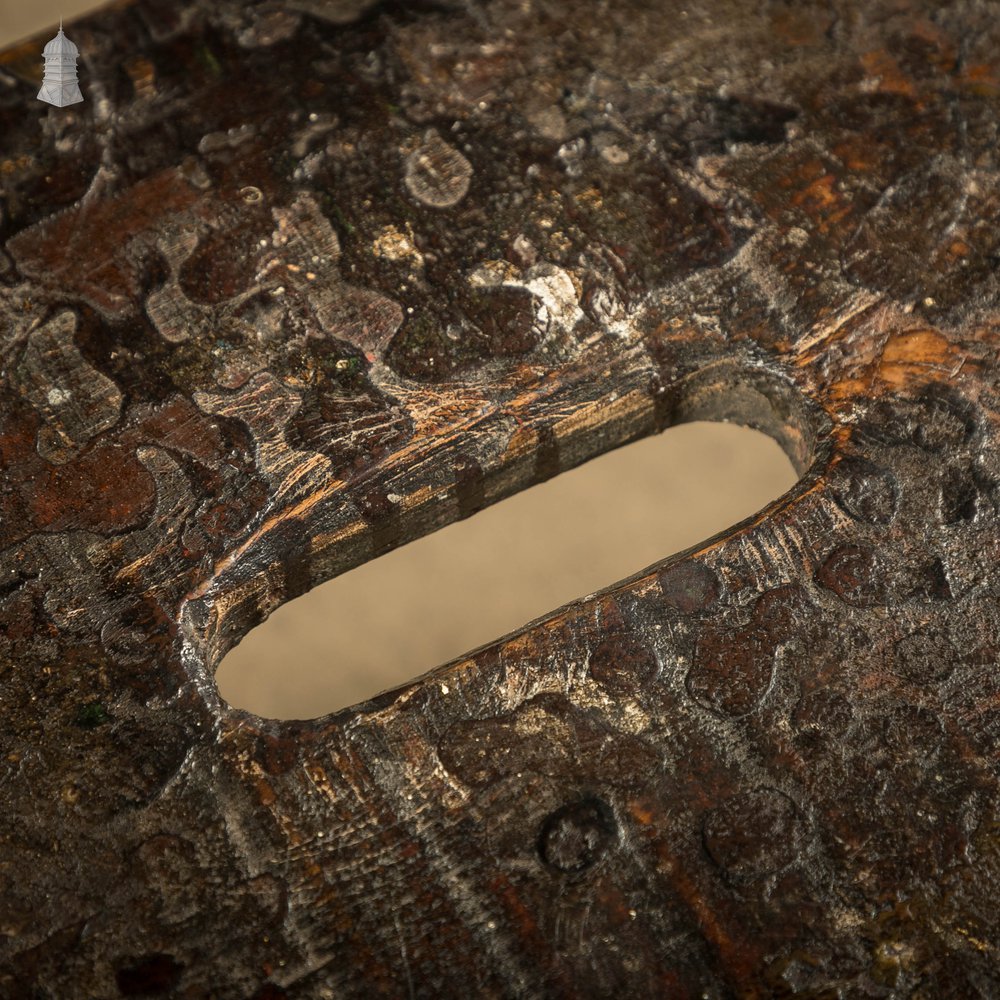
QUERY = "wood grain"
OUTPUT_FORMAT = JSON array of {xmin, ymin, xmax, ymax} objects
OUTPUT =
[{"xmin": 1, "ymin": 0, "xmax": 999, "ymax": 996}]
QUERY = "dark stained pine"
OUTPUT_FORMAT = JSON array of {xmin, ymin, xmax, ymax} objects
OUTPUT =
[{"xmin": 1, "ymin": 0, "xmax": 999, "ymax": 995}]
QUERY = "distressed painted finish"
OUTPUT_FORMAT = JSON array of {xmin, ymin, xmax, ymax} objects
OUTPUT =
[{"xmin": 1, "ymin": 0, "xmax": 999, "ymax": 996}]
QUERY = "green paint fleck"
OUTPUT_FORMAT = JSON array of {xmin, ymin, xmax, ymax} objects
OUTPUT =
[
  {"xmin": 322, "ymin": 197, "xmax": 356, "ymax": 236},
  {"xmin": 198, "ymin": 45, "xmax": 223, "ymax": 78},
  {"xmin": 75, "ymin": 701, "xmax": 110, "ymax": 729}
]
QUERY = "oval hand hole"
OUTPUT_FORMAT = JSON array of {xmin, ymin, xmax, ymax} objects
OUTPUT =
[{"xmin": 215, "ymin": 422, "xmax": 798, "ymax": 720}]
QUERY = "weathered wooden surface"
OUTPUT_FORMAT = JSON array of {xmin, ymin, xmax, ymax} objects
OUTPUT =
[{"xmin": 1, "ymin": 0, "xmax": 999, "ymax": 995}]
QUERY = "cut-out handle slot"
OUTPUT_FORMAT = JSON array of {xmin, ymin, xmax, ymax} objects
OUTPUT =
[{"xmin": 215, "ymin": 421, "xmax": 798, "ymax": 719}]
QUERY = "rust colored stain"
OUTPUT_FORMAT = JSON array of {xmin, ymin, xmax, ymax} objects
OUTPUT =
[
  {"xmin": 878, "ymin": 328, "xmax": 964, "ymax": 387},
  {"xmin": 8, "ymin": 168, "xmax": 202, "ymax": 316}
]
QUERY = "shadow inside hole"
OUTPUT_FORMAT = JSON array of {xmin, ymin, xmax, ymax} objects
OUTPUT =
[{"xmin": 214, "ymin": 421, "xmax": 799, "ymax": 720}]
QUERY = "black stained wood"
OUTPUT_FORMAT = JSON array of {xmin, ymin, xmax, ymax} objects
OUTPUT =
[{"xmin": 1, "ymin": 1, "xmax": 1000, "ymax": 996}]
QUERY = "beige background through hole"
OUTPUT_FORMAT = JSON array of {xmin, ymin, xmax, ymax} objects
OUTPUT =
[
  {"xmin": 218, "ymin": 423, "xmax": 797, "ymax": 719},
  {"xmin": 0, "ymin": 1, "xmax": 108, "ymax": 49}
]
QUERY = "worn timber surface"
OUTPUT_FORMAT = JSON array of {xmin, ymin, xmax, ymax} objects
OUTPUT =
[{"xmin": 1, "ymin": 0, "xmax": 1000, "ymax": 996}]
